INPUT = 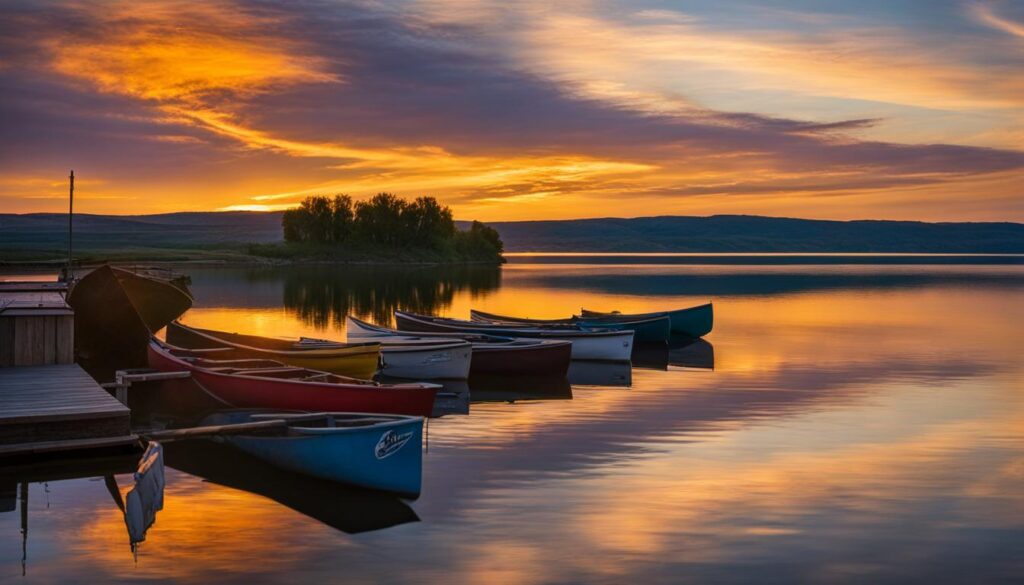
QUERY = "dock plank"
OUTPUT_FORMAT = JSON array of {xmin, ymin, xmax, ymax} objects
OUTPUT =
[{"xmin": 0, "ymin": 364, "xmax": 131, "ymax": 449}]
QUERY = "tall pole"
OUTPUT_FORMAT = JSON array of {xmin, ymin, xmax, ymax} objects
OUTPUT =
[{"xmin": 67, "ymin": 170, "xmax": 74, "ymax": 279}]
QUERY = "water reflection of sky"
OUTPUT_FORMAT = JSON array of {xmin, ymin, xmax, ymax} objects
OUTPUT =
[{"xmin": 2, "ymin": 263, "xmax": 1022, "ymax": 583}]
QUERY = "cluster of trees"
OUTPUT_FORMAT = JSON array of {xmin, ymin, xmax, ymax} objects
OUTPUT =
[{"xmin": 282, "ymin": 193, "xmax": 503, "ymax": 260}]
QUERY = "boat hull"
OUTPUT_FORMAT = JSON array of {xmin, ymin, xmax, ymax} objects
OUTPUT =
[
  {"xmin": 167, "ymin": 321, "xmax": 380, "ymax": 379},
  {"xmin": 664, "ymin": 303, "xmax": 714, "ymax": 337},
  {"xmin": 470, "ymin": 340, "xmax": 572, "ymax": 375},
  {"xmin": 147, "ymin": 342, "xmax": 437, "ymax": 416},
  {"xmin": 381, "ymin": 343, "xmax": 472, "ymax": 379},
  {"xmin": 577, "ymin": 315, "xmax": 670, "ymax": 343},
  {"xmin": 581, "ymin": 303, "xmax": 714, "ymax": 338},
  {"xmin": 67, "ymin": 265, "xmax": 193, "ymax": 369},
  {"xmin": 204, "ymin": 412, "xmax": 424, "ymax": 496},
  {"xmin": 395, "ymin": 312, "xmax": 633, "ymax": 361}
]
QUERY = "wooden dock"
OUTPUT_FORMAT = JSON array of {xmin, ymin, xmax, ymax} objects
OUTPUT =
[
  {"xmin": 0, "ymin": 364, "xmax": 136, "ymax": 458},
  {"xmin": 0, "ymin": 281, "xmax": 74, "ymax": 367}
]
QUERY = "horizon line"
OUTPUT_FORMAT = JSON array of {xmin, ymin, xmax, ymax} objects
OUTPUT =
[{"xmin": 3, "ymin": 210, "xmax": 1022, "ymax": 226}]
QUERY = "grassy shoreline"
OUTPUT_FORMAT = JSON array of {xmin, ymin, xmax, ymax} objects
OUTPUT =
[{"xmin": 0, "ymin": 242, "xmax": 505, "ymax": 268}]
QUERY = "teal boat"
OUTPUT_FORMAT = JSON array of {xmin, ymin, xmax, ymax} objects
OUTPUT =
[
  {"xmin": 201, "ymin": 410, "xmax": 424, "ymax": 497},
  {"xmin": 469, "ymin": 309, "xmax": 671, "ymax": 343},
  {"xmin": 579, "ymin": 303, "xmax": 713, "ymax": 338},
  {"xmin": 576, "ymin": 314, "xmax": 670, "ymax": 343}
]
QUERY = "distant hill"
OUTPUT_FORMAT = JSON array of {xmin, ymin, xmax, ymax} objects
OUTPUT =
[
  {"xmin": 483, "ymin": 215, "xmax": 1024, "ymax": 253},
  {"xmin": 1, "ymin": 212, "xmax": 1022, "ymax": 258},
  {"xmin": 0, "ymin": 212, "xmax": 283, "ymax": 249}
]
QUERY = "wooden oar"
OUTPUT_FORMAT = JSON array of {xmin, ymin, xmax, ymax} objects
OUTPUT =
[{"xmin": 141, "ymin": 419, "xmax": 288, "ymax": 442}]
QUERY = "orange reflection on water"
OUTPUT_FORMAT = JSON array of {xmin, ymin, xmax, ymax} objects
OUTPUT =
[{"xmin": 68, "ymin": 476, "xmax": 344, "ymax": 580}]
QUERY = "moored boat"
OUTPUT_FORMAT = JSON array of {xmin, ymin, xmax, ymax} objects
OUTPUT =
[
  {"xmin": 199, "ymin": 410, "xmax": 424, "ymax": 497},
  {"xmin": 580, "ymin": 302, "xmax": 714, "ymax": 338},
  {"xmin": 298, "ymin": 335, "xmax": 472, "ymax": 380},
  {"xmin": 67, "ymin": 264, "xmax": 194, "ymax": 368},
  {"xmin": 394, "ymin": 311, "xmax": 634, "ymax": 362},
  {"xmin": 147, "ymin": 339, "xmax": 439, "ymax": 416},
  {"xmin": 167, "ymin": 321, "xmax": 380, "ymax": 379},
  {"xmin": 346, "ymin": 316, "xmax": 573, "ymax": 376},
  {"xmin": 380, "ymin": 341, "xmax": 471, "ymax": 380},
  {"xmin": 470, "ymin": 309, "xmax": 671, "ymax": 343}
]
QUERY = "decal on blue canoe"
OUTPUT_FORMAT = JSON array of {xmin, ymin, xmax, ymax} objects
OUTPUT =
[{"xmin": 375, "ymin": 429, "xmax": 414, "ymax": 459}]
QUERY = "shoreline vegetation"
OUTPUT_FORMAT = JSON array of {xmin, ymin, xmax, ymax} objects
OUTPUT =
[{"xmin": 251, "ymin": 194, "xmax": 505, "ymax": 264}]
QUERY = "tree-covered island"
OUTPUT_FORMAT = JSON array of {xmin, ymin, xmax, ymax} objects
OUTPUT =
[{"xmin": 249, "ymin": 193, "xmax": 505, "ymax": 264}]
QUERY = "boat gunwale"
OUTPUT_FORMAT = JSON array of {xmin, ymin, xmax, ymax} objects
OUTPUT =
[
  {"xmin": 379, "ymin": 341, "xmax": 472, "ymax": 354},
  {"xmin": 110, "ymin": 265, "xmax": 196, "ymax": 303},
  {"xmin": 395, "ymin": 311, "xmax": 635, "ymax": 339},
  {"xmin": 275, "ymin": 417, "xmax": 422, "ymax": 436},
  {"xmin": 151, "ymin": 340, "xmax": 437, "ymax": 391},
  {"xmin": 213, "ymin": 411, "xmax": 424, "ymax": 436},
  {"xmin": 171, "ymin": 321, "xmax": 382, "ymax": 357},
  {"xmin": 579, "ymin": 302, "xmax": 714, "ymax": 320},
  {"xmin": 346, "ymin": 316, "xmax": 573, "ymax": 348},
  {"xmin": 471, "ymin": 309, "xmax": 670, "ymax": 328}
]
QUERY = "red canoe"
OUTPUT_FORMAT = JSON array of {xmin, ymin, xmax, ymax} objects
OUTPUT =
[{"xmin": 147, "ymin": 340, "xmax": 439, "ymax": 417}]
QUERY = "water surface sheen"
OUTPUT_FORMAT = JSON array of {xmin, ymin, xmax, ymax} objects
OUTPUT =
[{"xmin": 2, "ymin": 259, "xmax": 1022, "ymax": 584}]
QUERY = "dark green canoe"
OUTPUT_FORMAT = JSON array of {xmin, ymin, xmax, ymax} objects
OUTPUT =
[
  {"xmin": 580, "ymin": 302, "xmax": 713, "ymax": 338},
  {"xmin": 469, "ymin": 309, "xmax": 671, "ymax": 343}
]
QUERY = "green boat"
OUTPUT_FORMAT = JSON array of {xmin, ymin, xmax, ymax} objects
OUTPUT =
[
  {"xmin": 469, "ymin": 309, "xmax": 671, "ymax": 343},
  {"xmin": 579, "ymin": 302, "xmax": 713, "ymax": 338}
]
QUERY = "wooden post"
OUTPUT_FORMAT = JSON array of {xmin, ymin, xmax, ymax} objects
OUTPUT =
[
  {"xmin": 114, "ymin": 371, "xmax": 128, "ymax": 406},
  {"xmin": 105, "ymin": 369, "xmax": 192, "ymax": 406},
  {"xmin": 67, "ymin": 170, "xmax": 74, "ymax": 279}
]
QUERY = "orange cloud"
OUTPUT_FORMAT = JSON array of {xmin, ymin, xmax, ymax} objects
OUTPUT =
[
  {"xmin": 970, "ymin": 1, "xmax": 1024, "ymax": 39},
  {"xmin": 48, "ymin": 2, "xmax": 338, "ymax": 102}
]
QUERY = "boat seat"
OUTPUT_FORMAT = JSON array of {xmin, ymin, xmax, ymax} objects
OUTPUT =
[
  {"xmin": 194, "ymin": 358, "xmax": 286, "ymax": 369},
  {"xmin": 232, "ymin": 367, "xmax": 308, "ymax": 377},
  {"xmin": 301, "ymin": 372, "xmax": 334, "ymax": 381}
]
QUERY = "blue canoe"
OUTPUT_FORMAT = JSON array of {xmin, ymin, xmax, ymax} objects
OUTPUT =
[
  {"xmin": 579, "ymin": 303, "xmax": 714, "ymax": 338},
  {"xmin": 202, "ymin": 410, "xmax": 424, "ymax": 497},
  {"xmin": 469, "ymin": 309, "xmax": 671, "ymax": 343}
]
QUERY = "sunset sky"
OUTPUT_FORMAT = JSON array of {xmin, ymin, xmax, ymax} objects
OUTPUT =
[{"xmin": 1, "ymin": 0, "xmax": 1022, "ymax": 221}]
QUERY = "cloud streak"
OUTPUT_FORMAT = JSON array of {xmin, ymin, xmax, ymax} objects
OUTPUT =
[
  {"xmin": 0, "ymin": 0, "xmax": 1022, "ymax": 220},
  {"xmin": 971, "ymin": 1, "xmax": 1024, "ymax": 39}
]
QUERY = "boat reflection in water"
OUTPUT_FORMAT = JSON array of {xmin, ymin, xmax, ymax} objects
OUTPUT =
[
  {"xmin": 162, "ymin": 440, "xmax": 420, "ymax": 534},
  {"xmin": 0, "ymin": 448, "xmax": 160, "ymax": 574},
  {"xmin": 423, "ymin": 363, "xmax": 633, "ymax": 410},
  {"xmin": 631, "ymin": 338, "xmax": 715, "ymax": 371},
  {"xmin": 668, "ymin": 337, "xmax": 715, "ymax": 370},
  {"xmin": 467, "ymin": 374, "xmax": 573, "ymax": 403},
  {"xmin": 114, "ymin": 443, "xmax": 166, "ymax": 551},
  {"xmin": 567, "ymin": 360, "xmax": 633, "ymax": 387},
  {"xmin": 424, "ymin": 380, "xmax": 471, "ymax": 416}
]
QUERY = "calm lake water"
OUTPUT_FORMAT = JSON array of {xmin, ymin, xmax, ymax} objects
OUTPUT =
[{"xmin": 2, "ymin": 258, "xmax": 1023, "ymax": 584}]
